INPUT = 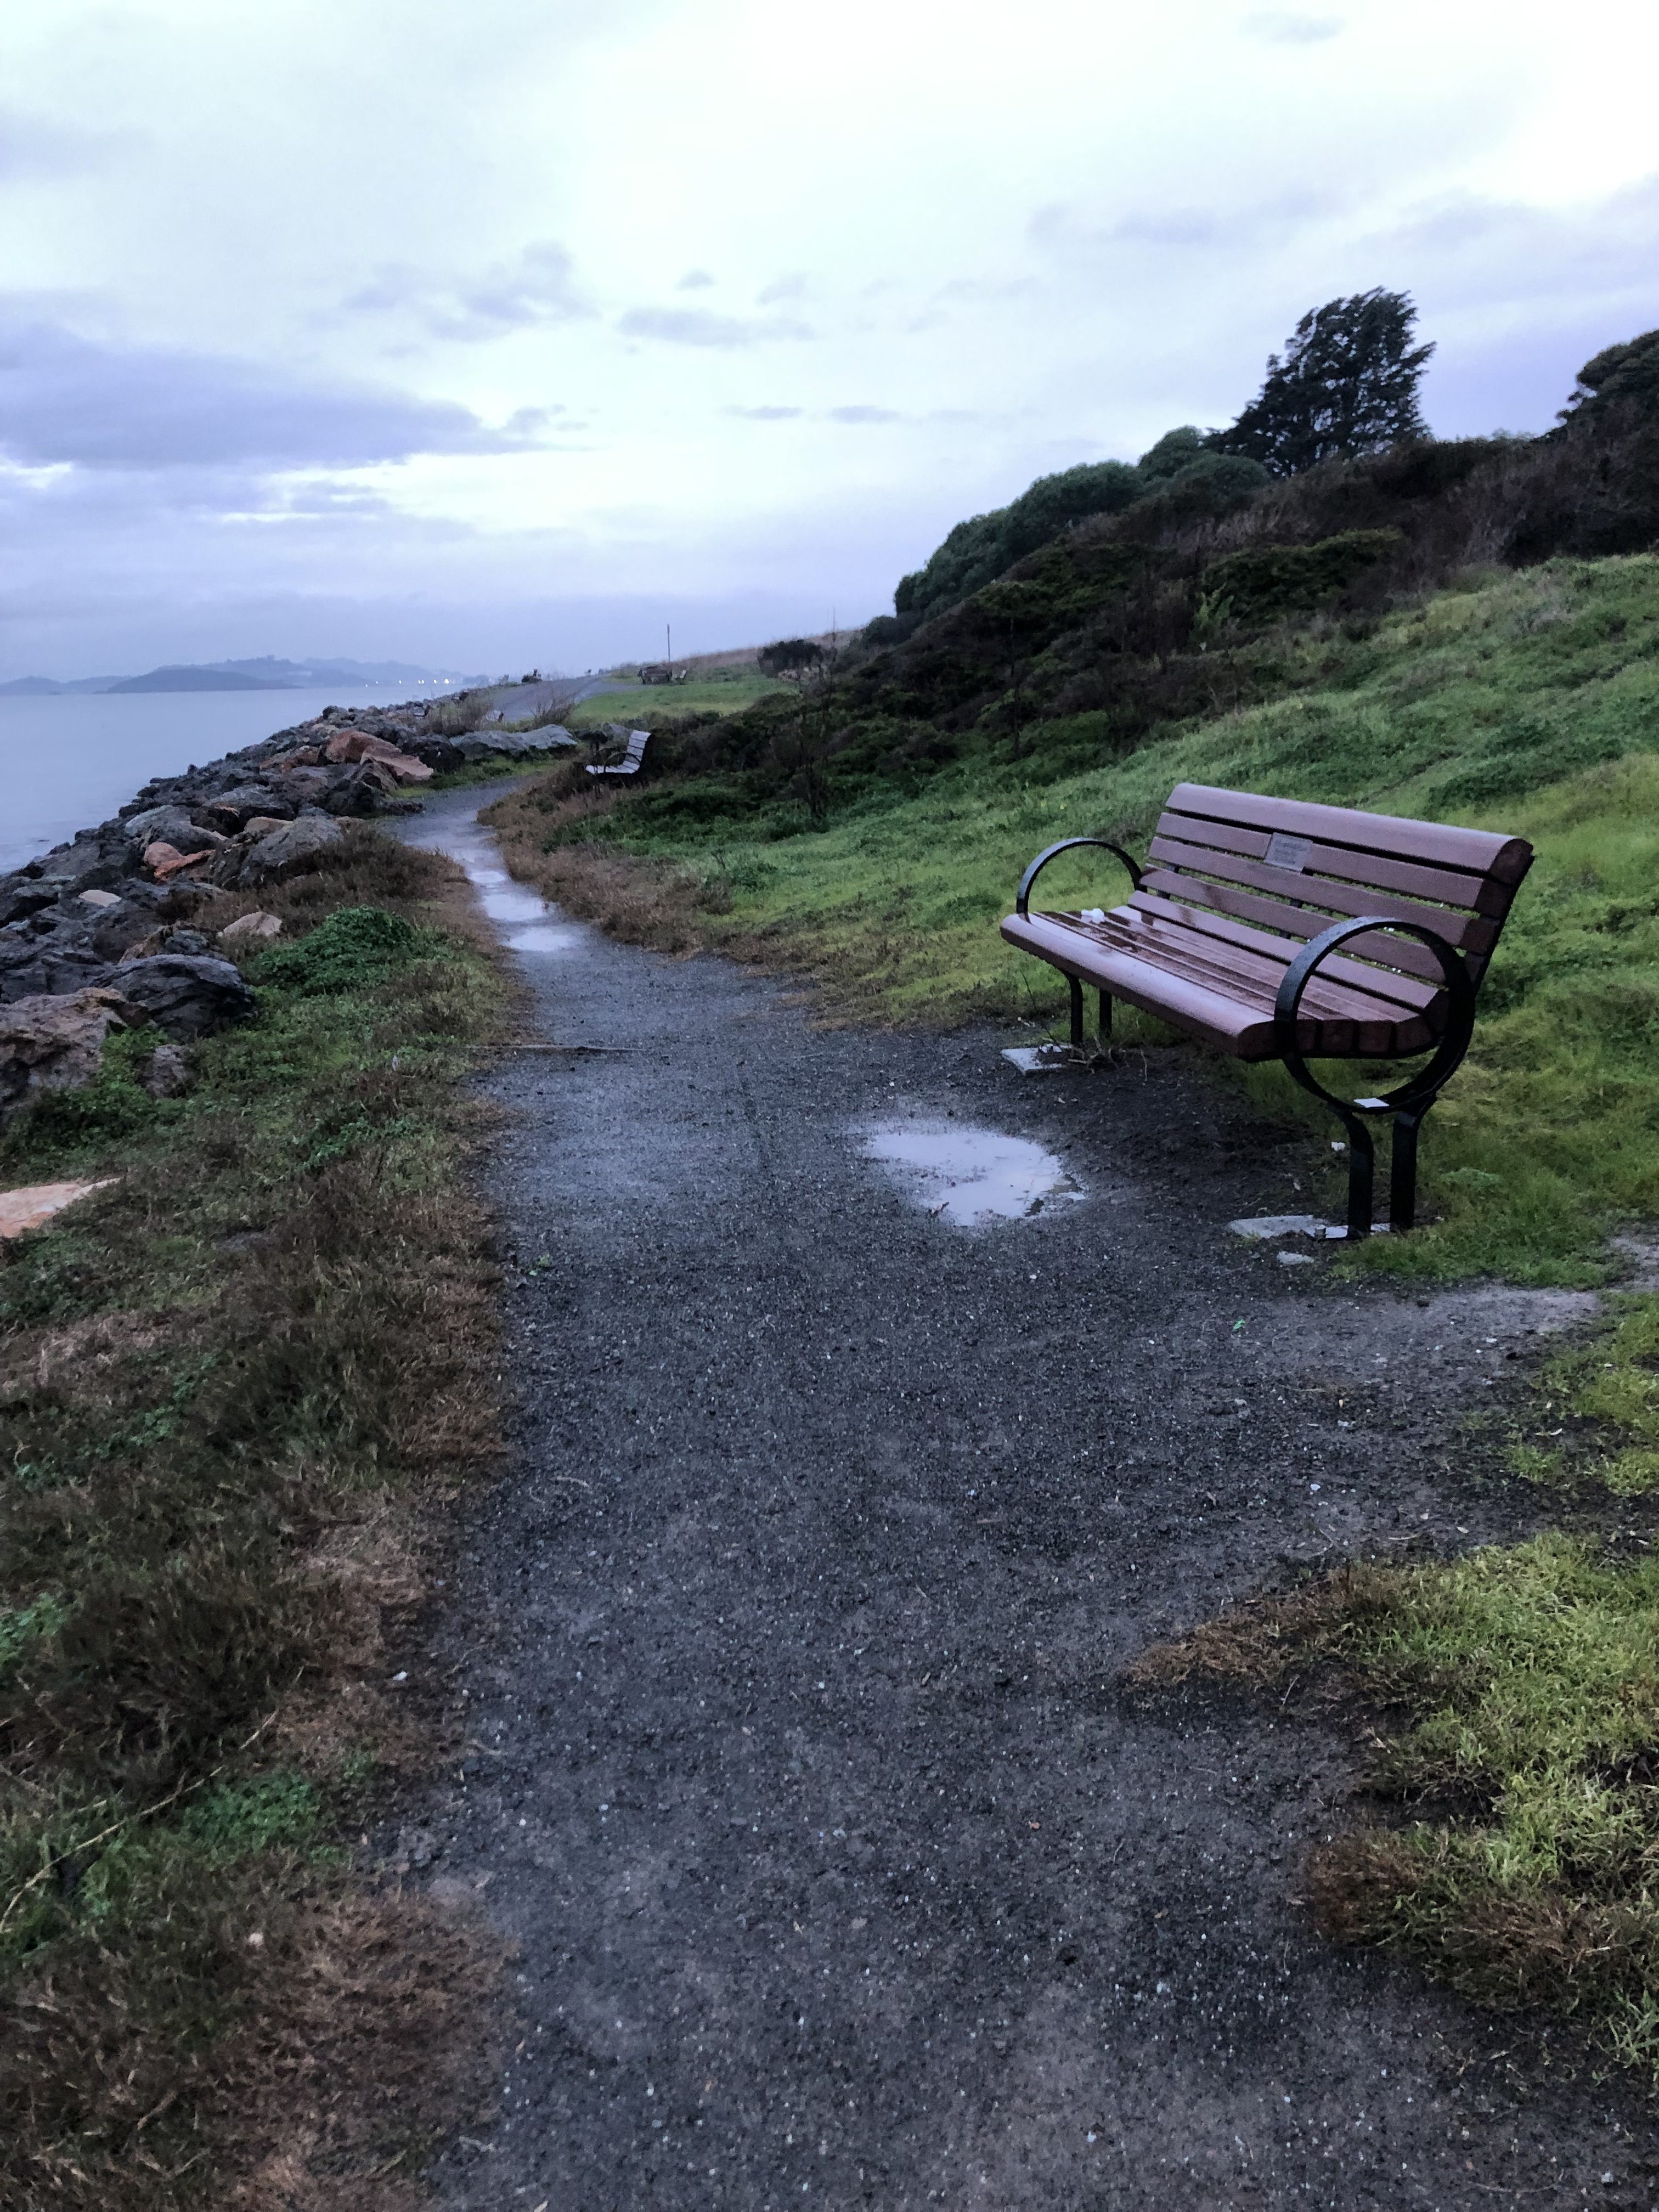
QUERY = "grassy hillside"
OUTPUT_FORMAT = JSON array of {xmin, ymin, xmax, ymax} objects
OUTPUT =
[
  {"xmin": 490, "ymin": 556, "xmax": 1659, "ymax": 1287},
  {"xmin": 566, "ymin": 667, "xmax": 791, "ymax": 727}
]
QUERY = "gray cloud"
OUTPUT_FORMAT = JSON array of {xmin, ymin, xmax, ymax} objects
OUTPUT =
[
  {"xmin": 725, "ymin": 404, "xmax": 803, "ymax": 419},
  {"xmin": 617, "ymin": 307, "xmax": 814, "ymax": 347},
  {"xmin": 0, "ymin": 311, "xmax": 539, "ymax": 471},
  {"xmin": 0, "ymin": 108, "xmax": 129, "ymax": 183},
  {"xmin": 346, "ymin": 241, "xmax": 592, "ymax": 339},
  {"xmin": 827, "ymin": 405, "xmax": 901, "ymax": 424},
  {"xmin": 1030, "ymin": 189, "xmax": 1334, "ymax": 257},
  {"xmin": 757, "ymin": 273, "xmax": 808, "ymax": 305},
  {"xmin": 1241, "ymin": 12, "xmax": 1345, "ymax": 42},
  {"xmin": 676, "ymin": 268, "xmax": 716, "ymax": 289}
]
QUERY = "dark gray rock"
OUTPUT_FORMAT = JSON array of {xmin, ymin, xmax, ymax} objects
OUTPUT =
[
  {"xmin": 201, "ymin": 783, "xmax": 296, "ymax": 832},
  {"xmin": 0, "ymin": 879, "xmax": 60, "ymax": 929},
  {"xmin": 0, "ymin": 940, "xmax": 115, "ymax": 1002},
  {"xmin": 404, "ymin": 734, "xmax": 464, "ymax": 773},
  {"xmin": 82, "ymin": 881, "xmax": 168, "ymax": 961},
  {"xmin": 36, "ymin": 833, "xmax": 127, "ymax": 894},
  {"xmin": 123, "ymin": 804, "xmax": 203, "ymax": 850},
  {"xmin": 138, "ymin": 1043, "xmax": 193, "ymax": 1098},
  {"xmin": 318, "ymin": 765, "xmax": 392, "ymax": 817},
  {"xmin": 238, "ymin": 811, "xmax": 346, "ymax": 883},
  {"xmin": 111, "ymin": 954, "xmax": 255, "ymax": 1038}
]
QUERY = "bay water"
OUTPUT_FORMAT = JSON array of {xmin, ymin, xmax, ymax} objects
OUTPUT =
[{"xmin": 0, "ymin": 687, "xmax": 420, "ymax": 872}]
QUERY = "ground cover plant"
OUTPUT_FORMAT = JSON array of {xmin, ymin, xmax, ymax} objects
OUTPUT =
[
  {"xmin": 1131, "ymin": 1534, "xmax": 1659, "ymax": 2080},
  {"xmin": 0, "ymin": 830, "xmax": 508, "ymax": 2210}
]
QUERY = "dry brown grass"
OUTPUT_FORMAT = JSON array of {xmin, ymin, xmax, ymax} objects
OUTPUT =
[
  {"xmin": 483, "ymin": 776, "xmax": 724, "ymax": 955},
  {"xmin": 1123, "ymin": 1563, "xmax": 1395, "ymax": 1691}
]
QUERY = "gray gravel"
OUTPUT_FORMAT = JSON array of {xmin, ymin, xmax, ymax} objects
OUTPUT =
[{"xmin": 397, "ymin": 790, "xmax": 1653, "ymax": 2210}]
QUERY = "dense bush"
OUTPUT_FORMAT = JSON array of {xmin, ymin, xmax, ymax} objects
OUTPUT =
[{"xmin": 251, "ymin": 904, "xmax": 430, "ymax": 996}]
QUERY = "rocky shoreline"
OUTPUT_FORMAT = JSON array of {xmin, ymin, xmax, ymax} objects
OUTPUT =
[{"xmin": 0, "ymin": 697, "xmax": 569, "ymax": 1125}]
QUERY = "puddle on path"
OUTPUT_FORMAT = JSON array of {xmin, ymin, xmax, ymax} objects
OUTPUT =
[
  {"xmin": 403, "ymin": 809, "xmax": 585, "ymax": 956},
  {"xmin": 860, "ymin": 1120, "xmax": 1082, "ymax": 1226}
]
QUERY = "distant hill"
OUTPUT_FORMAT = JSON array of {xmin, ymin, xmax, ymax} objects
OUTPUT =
[
  {"xmin": 0, "ymin": 654, "xmax": 484, "ymax": 697},
  {"xmin": 206, "ymin": 655, "xmax": 484, "ymax": 687},
  {"xmin": 106, "ymin": 666, "xmax": 297, "ymax": 693}
]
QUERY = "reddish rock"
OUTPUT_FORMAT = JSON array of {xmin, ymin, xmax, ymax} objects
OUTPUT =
[{"xmin": 323, "ymin": 729, "xmax": 434, "ymax": 782}]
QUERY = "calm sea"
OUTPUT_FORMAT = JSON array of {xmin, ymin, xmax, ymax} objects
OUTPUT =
[{"xmin": 0, "ymin": 687, "xmax": 427, "ymax": 872}]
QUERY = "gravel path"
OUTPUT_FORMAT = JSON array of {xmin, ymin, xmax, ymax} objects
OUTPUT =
[{"xmin": 397, "ymin": 791, "xmax": 1649, "ymax": 2210}]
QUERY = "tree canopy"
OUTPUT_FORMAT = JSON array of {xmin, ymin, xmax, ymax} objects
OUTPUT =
[
  {"xmin": 1211, "ymin": 289, "xmax": 1434, "ymax": 476},
  {"xmin": 757, "ymin": 637, "xmax": 825, "ymax": 678},
  {"xmin": 890, "ymin": 438, "xmax": 1266, "ymax": 627},
  {"xmin": 1561, "ymin": 329, "xmax": 1659, "ymax": 420}
]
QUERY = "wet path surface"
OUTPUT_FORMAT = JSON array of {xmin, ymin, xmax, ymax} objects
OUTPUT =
[{"xmin": 398, "ymin": 791, "xmax": 1647, "ymax": 2210}]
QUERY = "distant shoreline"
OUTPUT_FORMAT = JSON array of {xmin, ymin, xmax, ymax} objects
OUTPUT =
[{"xmin": 0, "ymin": 656, "xmax": 486, "ymax": 699}]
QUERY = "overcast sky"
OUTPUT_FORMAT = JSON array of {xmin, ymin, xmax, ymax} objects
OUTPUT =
[{"xmin": 3, "ymin": 0, "xmax": 1656, "ymax": 678}]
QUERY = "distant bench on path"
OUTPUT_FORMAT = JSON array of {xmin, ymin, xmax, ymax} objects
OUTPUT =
[
  {"xmin": 1001, "ymin": 782, "xmax": 1533, "ymax": 1240},
  {"xmin": 586, "ymin": 729, "xmax": 651, "ymax": 778}
]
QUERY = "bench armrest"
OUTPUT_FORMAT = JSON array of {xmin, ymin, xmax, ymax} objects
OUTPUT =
[
  {"xmin": 1273, "ymin": 915, "xmax": 1477, "ymax": 1115},
  {"xmin": 1015, "ymin": 837, "xmax": 1143, "ymax": 919}
]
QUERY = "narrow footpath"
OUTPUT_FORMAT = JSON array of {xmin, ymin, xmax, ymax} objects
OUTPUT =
[{"xmin": 398, "ymin": 790, "xmax": 1647, "ymax": 2211}]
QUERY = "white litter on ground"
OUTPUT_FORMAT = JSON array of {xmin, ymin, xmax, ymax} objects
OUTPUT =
[
  {"xmin": 1229, "ymin": 1214, "xmax": 1328, "ymax": 1240},
  {"xmin": 1000, "ymin": 1044, "xmax": 1079, "ymax": 1076}
]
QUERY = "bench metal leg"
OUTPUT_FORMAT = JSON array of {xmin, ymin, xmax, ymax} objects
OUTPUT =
[
  {"xmin": 1276, "ymin": 919, "xmax": 1479, "ymax": 1244},
  {"xmin": 1334, "ymin": 1108, "xmax": 1375, "ymax": 1240},
  {"xmin": 1390, "ymin": 1109, "xmax": 1425, "ymax": 1234},
  {"xmin": 1068, "ymin": 975, "xmax": 1085, "ymax": 1050},
  {"xmin": 1099, "ymin": 989, "xmax": 1112, "ymax": 1045}
]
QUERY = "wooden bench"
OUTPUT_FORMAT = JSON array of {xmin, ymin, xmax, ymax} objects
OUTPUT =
[
  {"xmin": 1001, "ymin": 782, "xmax": 1533, "ymax": 1239},
  {"xmin": 585, "ymin": 729, "xmax": 651, "ymax": 778}
]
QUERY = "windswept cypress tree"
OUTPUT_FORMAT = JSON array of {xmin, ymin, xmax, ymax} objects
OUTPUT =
[{"xmin": 1214, "ymin": 289, "xmax": 1434, "ymax": 475}]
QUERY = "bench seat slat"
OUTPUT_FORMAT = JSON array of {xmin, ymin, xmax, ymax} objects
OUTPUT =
[
  {"xmin": 1000, "ymin": 912, "xmax": 1434, "ymax": 1057},
  {"xmin": 1127, "ymin": 889, "xmax": 1441, "ymax": 1016},
  {"xmin": 1166, "ymin": 783, "xmax": 1532, "ymax": 885},
  {"xmin": 1059, "ymin": 910, "xmax": 1436, "ymax": 1040},
  {"xmin": 1150, "ymin": 810, "xmax": 1516, "ymax": 917},
  {"xmin": 1145, "ymin": 834, "xmax": 1497, "ymax": 953}
]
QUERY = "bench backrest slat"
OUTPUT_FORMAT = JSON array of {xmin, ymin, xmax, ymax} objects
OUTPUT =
[
  {"xmin": 1165, "ymin": 783, "xmax": 1532, "ymax": 886},
  {"xmin": 1147, "ymin": 782, "xmax": 1532, "ymax": 995},
  {"xmin": 1151, "ymin": 811, "xmax": 1518, "ymax": 918},
  {"xmin": 1144, "ymin": 834, "xmax": 1498, "ymax": 954},
  {"xmin": 1135, "ymin": 871, "xmax": 1476, "ymax": 989}
]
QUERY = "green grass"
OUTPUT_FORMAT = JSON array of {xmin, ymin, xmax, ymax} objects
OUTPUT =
[
  {"xmin": 1143, "ymin": 1537, "xmax": 1659, "ymax": 2075},
  {"xmin": 1508, "ymin": 1295, "xmax": 1659, "ymax": 1496},
  {"xmin": 546, "ymin": 557, "xmax": 1659, "ymax": 1286},
  {"xmin": 0, "ymin": 834, "xmax": 505, "ymax": 2207},
  {"xmin": 567, "ymin": 669, "xmax": 792, "ymax": 725}
]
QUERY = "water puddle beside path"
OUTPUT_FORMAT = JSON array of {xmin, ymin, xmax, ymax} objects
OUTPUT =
[
  {"xmin": 401, "ymin": 803, "xmax": 586, "ymax": 956},
  {"xmin": 860, "ymin": 1120, "xmax": 1082, "ymax": 1226}
]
